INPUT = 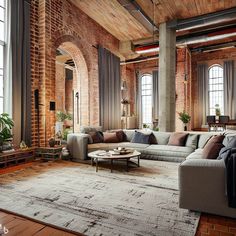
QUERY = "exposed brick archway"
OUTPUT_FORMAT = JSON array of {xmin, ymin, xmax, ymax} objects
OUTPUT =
[{"xmin": 54, "ymin": 38, "xmax": 90, "ymax": 129}]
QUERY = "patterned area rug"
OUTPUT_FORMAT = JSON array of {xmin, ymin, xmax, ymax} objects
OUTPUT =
[{"xmin": 0, "ymin": 160, "xmax": 200, "ymax": 236}]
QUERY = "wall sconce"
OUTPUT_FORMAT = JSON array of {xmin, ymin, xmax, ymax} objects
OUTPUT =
[{"xmin": 121, "ymin": 80, "xmax": 127, "ymax": 91}]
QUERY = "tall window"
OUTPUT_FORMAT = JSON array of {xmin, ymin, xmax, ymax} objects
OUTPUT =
[
  {"xmin": 0, "ymin": 0, "xmax": 5, "ymax": 114},
  {"xmin": 141, "ymin": 74, "xmax": 152, "ymax": 126},
  {"xmin": 208, "ymin": 65, "xmax": 224, "ymax": 115}
]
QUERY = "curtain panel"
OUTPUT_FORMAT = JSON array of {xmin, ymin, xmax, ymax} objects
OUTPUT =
[
  {"xmin": 98, "ymin": 46, "xmax": 121, "ymax": 131},
  {"xmin": 152, "ymin": 70, "xmax": 159, "ymax": 120},
  {"xmin": 197, "ymin": 64, "xmax": 208, "ymax": 127},
  {"xmin": 224, "ymin": 60, "xmax": 236, "ymax": 119},
  {"xmin": 11, "ymin": 0, "xmax": 31, "ymax": 146}
]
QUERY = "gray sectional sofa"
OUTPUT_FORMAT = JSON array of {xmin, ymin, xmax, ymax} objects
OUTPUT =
[
  {"xmin": 67, "ymin": 129, "xmax": 214, "ymax": 162},
  {"xmin": 67, "ymin": 128, "xmax": 236, "ymax": 218}
]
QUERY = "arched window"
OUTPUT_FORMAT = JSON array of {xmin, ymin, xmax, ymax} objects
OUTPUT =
[
  {"xmin": 141, "ymin": 74, "xmax": 152, "ymax": 126},
  {"xmin": 208, "ymin": 65, "xmax": 224, "ymax": 115}
]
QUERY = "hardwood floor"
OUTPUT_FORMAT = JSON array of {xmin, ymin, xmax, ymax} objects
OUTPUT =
[
  {"xmin": 0, "ymin": 211, "xmax": 80, "ymax": 236},
  {"xmin": 196, "ymin": 213, "xmax": 236, "ymax": 236},
  {"xmin": 0, "ymin": 161, "xmax": 235, "ymax": 236}
]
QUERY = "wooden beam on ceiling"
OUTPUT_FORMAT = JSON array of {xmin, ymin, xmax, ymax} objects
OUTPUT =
[{"xmin": 70, "ymin": 0, "xmax": 151, "ymax": 41}]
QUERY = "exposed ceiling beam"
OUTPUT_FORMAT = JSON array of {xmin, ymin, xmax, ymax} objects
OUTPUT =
[
  {"xmin": 191, "ymin": 41, "xmax": 236, "ymax": 53},
  {"xmin": 168, "ymin": 7, "xmax": 236, "ymax": 31},
  {"xmin": 117, "ymin": 0, "xmax": 158, "ymax": 33},
  {"xmin": 120, "ymin": 54, "xmax": 158, "ymax": 65}
]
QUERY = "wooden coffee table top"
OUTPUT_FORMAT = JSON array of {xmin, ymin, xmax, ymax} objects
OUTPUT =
[{"xmin": 88, "ymin": 150, "xmax": 141, "ymax": 160}]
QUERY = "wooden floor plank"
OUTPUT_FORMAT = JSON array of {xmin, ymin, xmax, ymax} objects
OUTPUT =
[{"xmin": 33, "ymin": 227, "xmax": 77, "ymax": 236}]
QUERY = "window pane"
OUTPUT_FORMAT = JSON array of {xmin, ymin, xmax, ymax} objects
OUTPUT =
[
  {"xmin": 0, "ymin": 45, "xmax": 3, "ymax": 68},
  {"xmin": 0, "ymin": 7, "xmax": 4, "ymax": 22},
  {"xmin": 141, "ymin": 74, "xmax": 152, "ymax": 126},
  {"xmin": 208, "ymin": 65, "xmax": 224, "ymax": 115},
  {"xmin": 0, "ymin": 76, "xmax": 3, "ymax": 96},
  {"xmin": 0, "ymin": 21, "xmax": 4, "ymax": 41},
  {"xmin": 0, "ymin": 0, "xmax": 4, "ymax": 8},
  {"xmin": 0, "ymin": 97, "xmax": 3, "ymax": 114}
]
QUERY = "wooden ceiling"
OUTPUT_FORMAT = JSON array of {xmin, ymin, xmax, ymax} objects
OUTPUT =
[
  {"xmin": 70, "ymin": 0, "xmax": 151, "ymax": 41},
  {"xmin": 70, "ymin": 0, "xmax": 236, "ymax": 42},
  {"xmin": 136, "ymin": 0, "xmax": 236, "ymax": 24}
]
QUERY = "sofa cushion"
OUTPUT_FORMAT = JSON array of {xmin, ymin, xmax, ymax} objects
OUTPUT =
[
  {"xmin": 202, "ymin": 135, "xmax": 225, "ymax": 159},
  {"xmin": 168, "ymin": 132, "xmax": 188, "ymax": 146},
  {"xmin": 186, "ymin": 148, "xmax": 204, "ymax": 160},
  {"xmin": 103, "ymin": 132, "xmax": 120, "ymax": 143},
  {"xmin": 131, "ymin": 131, "xmax": 150, "ymax": 144},
  {"xmin": 198, "ymin": 133, "xmax": 213, "ymax": 148},
  {"xmin": 88, "ymin": 131, "xmax": 103, "ymax": 144},
  {"xmin": 123, "ymin": 130, "xmax": 135, "ymax": 142},
  {"xmin": 185, "ymin": 134, "xmax": 199, "ymax": 149},
  {"xmin": 88, "ymin": 142, "xmax": 150, "ymax": 153},
  {"xmin": 223, "ymin": 134, "xmax": 236, "ymax": 147},
  {"xmin": 152, "ymin": 132, "xmax": 171, "ymax": 145},
  {"xmin": 143, "ymin": 145, "xmax": 194, "ymax": 158},
  {"xmin": 107, "ymin": 130, "xmax": 126, "ymax": 142}
]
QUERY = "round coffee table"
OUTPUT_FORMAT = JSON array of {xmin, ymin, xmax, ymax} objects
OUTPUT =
[{"xmin": 88, "ymin": 150, "xmax": 141, "ymax": 172}]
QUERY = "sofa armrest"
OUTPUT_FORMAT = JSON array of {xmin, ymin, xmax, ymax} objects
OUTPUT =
[
  {"xmin": 67, "ymin": 133, "xmax": 90, "ymax": 161},
  {"xmin": 178, "ymin": 158, "xmax": 234, "ymax": 216}
]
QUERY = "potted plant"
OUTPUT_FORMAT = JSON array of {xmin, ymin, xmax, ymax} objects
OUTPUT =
[
  {"xmin": 64, "ymin": 113, "xmax": 73, "ymax": 128},
  {"xmin": 0, "ymin": 113, "xmax": 14, "ymax": 151},
  {"xmin": 55, "ymin": 111, "xmax": 67, "ymax": 135},
  {"xmin": 215, "ymin": 104, "xmax": 221, "ymax": 120},
  {"xmin": 178, "ymin": 111, "xmax": 191, "ymax": 131}
]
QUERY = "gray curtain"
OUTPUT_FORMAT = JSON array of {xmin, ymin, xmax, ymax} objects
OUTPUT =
[
  {"xmin": 4, "ymin": 0, "xmax": 12, "ymax": 117},
  {"xmin": 136, "ymin": 71, "xmax": 141, "ymax": 128},
  {"xmin": 152, "ymin": 70, "xmax": 159, "ymax": 120},
  {"xmin": 12, "ymin": 0, "xmax": 31, "ymax": 146},
  {"xmin": 98, "ymin": 46, "xmax": 121, "ymax": 131},
  {"xmin": 197, "ymin": 64, "xmax": 208, "ymax": 126},
  {"xmin": 224, "ymin": 60, "xmax": 236, "ymax": 119}
]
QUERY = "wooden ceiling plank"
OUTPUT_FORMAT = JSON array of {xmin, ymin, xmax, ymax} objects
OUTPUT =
[{"xmin": 70, "ymin": 0, "xmax": 151, "ymax": 41}]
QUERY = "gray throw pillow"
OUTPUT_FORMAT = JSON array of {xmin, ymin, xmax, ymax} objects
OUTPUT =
[
  {"xmin": 131, "ymin": 131, "xmax": 151, "ymax": 144},
  {"xmin": 185, "ymin": 134, "xmax": 199, "ymax": 149}
]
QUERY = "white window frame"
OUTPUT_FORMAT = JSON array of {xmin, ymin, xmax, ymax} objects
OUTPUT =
[
  {"xmin": 140, "ymin": 73, "xmax": 153, "ymax": 127},
  {"xmin": 208, "ymin": 64, "xmax": 224, "ymax": 116},
  {"xmin": 0, "ymin": 0, "xmax": 6, "ymax": 114}
]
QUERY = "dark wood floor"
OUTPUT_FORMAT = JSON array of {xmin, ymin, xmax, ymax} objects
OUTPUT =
[{"xmin": 0, "ymin": 162, "xmax": 235, "ymax": 236}]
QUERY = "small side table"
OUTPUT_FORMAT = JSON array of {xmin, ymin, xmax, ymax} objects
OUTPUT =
[{"xmin": 36, "ymin": 147, "xmax": 62, "ymax": 161}]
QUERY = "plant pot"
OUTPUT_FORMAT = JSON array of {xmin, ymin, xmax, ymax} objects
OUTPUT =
[
  {"xmin": 64, "ymin": 119, "xmax": 73, "ymax": 128},
  {"xmin": 183, "ymin": 124, "xmax": 188, "ymax": 131},
  {"xmin": 48, "ymin": 138, "xmax": 56, "ymax": 147}
]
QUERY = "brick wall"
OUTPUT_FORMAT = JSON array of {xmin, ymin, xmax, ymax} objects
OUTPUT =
[
  {"xmin": 123, "ymin": 53, "xmax": 191, "ymax": 131},
  {"xmin": 30, "ymin": 0, "xmax": 120, "ymax": 146},
  {"xmin": 191, "ymin": 47, "xmax": 236, "ymax": 129}
]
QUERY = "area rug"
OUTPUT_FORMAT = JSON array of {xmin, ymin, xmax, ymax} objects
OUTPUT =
[{"xmin": 0, "ymin": 160, "xmax": 200, "ymax": 236}]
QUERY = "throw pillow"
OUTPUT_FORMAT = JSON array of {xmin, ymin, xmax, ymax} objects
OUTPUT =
[
  {"xmin": 168, "ymin": 132, "xmax": 188, "ymax": 146},
  {"xmin": 103, "ymin": 132, "xmax": 120, "ymax": 143},
  {"xmin": 107, "ymin": 130, "xmax": 126, "ymax": 142},
  {"xmin": 202, "ymin": 135, "xmax": 225, "ymax": 159},
  {"xmin": 185, "ymin": 134, "xmax": 199, "ymax": 149},
  {"xmin": 88, "ymin": 131, "xmax": 103, "ymax": 144},
  {"xmin": 131, "ymin": 131, "xmax": 151, "ymax": 144}
]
